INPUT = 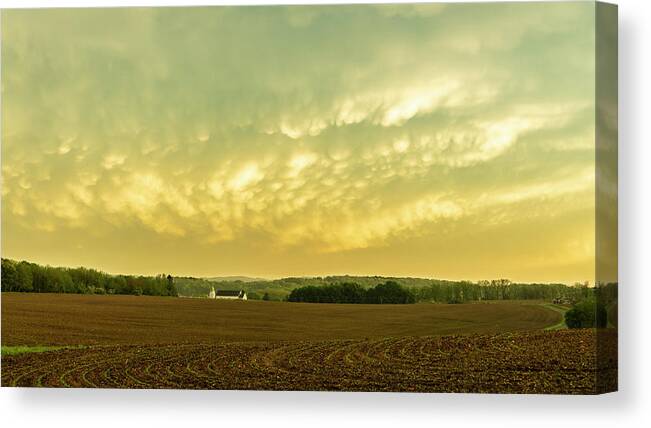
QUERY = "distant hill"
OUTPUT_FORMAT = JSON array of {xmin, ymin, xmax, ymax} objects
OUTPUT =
[
  {"xmin": 173, "ymin": 274, "xmax": 597, "ymax": 304},
  {"xmin": 205, "ymin": 276, "xmax": 268, "ymax": 283}
]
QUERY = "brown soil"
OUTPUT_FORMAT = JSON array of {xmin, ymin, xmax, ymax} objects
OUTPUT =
[
  {"xmin": 1, "ymin": 293, "xmax": 560, "ymax": 346},
  {"xmin": 1, "ymin": 330, "xmax": 616, "ymax": 394}
]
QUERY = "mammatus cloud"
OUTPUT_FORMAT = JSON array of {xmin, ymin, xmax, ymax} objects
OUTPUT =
[{"xmin": 1, "ymin": 3, "xmax": 597, "ymax": 282}]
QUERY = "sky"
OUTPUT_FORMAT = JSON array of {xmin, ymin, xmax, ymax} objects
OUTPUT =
[{"xmin": 1, "ymin": 3, "xmax": 599, "ymax": 283}]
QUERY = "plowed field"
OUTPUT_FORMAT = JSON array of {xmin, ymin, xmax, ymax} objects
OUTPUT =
[
  {"xmin": 1, "ymin": 330, "xmax": 616, "ymax": 393},
  {"xmin": 1, "ymin": 293, "xmax": 616, "ymax": 393},
  {"xmin": 1, "ymin": 293, "xmax": 560, "ymax": 345}
]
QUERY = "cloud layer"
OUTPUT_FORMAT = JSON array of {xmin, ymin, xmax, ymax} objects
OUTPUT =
[{"xmin": 1, "ymin": 3, "xmax": 596, "ymax": 282}]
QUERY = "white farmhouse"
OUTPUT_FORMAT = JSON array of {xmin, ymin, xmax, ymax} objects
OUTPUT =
[{"xmin": 208, "ymin": 286, "xmax": 247, "ymax": 300}]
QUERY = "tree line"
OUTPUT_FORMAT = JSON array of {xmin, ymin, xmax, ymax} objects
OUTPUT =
[
  {"xmin": 287, "ymin": 279, "xmax": 616, "ymax": 305},
  {"xmin": 287, "ymin": 281, "xmax": 416, "ymax": 304},
  {"xmin": 2, "ymin": 257, "xmax": 616, "ymax": 306},
  {"xmin": 1, "ymin": 258, "xmax": 177, "ymax": 297},
  {"xmin": 410, "ymin": 279, "xmax": 603, "ymax": 304}
]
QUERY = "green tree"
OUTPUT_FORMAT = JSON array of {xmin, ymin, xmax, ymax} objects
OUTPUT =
[
  {"xmin": 16, "ymin": 262, "xmax": 34, "ymax": 292},
  {"xmin": 1, "ymin": 259, "xmax": 19, "ymax": 291},
  {"xmin": 166, "ymin": 274, "xmax": 178, "ymax": 296},
  {"xmin": 365, "ymin": 281, "xmax": 415, "ymax": 304}
]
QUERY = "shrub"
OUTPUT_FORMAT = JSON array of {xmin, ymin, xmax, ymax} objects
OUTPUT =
[{"xmin": 565, "ymin": 300, "xmax": 608, "ymax": 328}]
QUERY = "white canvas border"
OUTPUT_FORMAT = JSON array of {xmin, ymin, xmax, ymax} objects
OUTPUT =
[{"xmin": 1, "ymin": 1, "xmax": 648, "ymax": 427}]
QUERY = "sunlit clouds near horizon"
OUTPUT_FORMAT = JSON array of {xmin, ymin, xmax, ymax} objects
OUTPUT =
[{"xmin": 1, "ymin": 3, "xmax": 597, "ymax": 283}]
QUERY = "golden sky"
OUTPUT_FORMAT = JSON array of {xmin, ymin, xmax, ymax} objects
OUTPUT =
[{"xmin": 1, "ymin": 3, "xmax": 599, "ymax": 283}]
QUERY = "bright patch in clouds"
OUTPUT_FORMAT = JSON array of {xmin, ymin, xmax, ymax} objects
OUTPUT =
[
  {"xmin": 228, "ymin": 164, "xmax": 264, "ymax": 191},
  {"xmin": 381, "ymin": 80, "xmax": 460, "ymax": 127},
  {"xmin": 102, "ymin": 154, "xmax": 127, "ymax": 170}
]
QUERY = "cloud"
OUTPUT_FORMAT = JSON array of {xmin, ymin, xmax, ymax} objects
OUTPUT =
[{"xmin": 279, "ymin": 195, "xmax": 464, "ymax": 253}]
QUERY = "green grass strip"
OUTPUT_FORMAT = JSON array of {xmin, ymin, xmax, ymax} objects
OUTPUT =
[
  {"xmin": 1, "ymin": 345, "xmax": 86, "ymax": 356},
  {"xmin": 541, "ymin": 303, "xmax": 569, "ymax": 330}
]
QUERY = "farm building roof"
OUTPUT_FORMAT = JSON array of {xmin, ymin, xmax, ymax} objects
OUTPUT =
[{"xmin": 215, "ymin": 290, "xmax": 244, "ymax": 296}]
